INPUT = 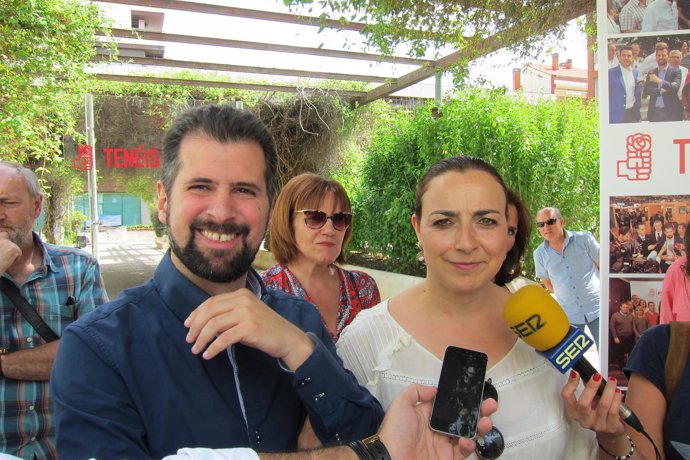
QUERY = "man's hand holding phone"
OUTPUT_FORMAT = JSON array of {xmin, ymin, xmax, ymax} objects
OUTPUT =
[
  {"xmin": 380, "ymin": 383, "xmax": 497, "ymax": 460},
  {"xmin": 430, "ymin": 346, "xmax": 504, "ymax": 459}
]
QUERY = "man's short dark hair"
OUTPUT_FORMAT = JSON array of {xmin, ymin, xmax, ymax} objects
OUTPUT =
[
  {"xmin": 161, "ymin": 104, "xmax": 278, "ymax": 202},
  {"xmin": 655, "ymin": 42, "xmax": 669, "ymax": 53},
  {"xmin": 620, "ymin": 45, "xmax": 633, "ymax": 54}
]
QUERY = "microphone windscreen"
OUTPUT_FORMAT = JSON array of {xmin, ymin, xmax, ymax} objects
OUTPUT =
[{"xmin": 503, "ymin": 285, "xmax": 570, "ymax": 351}]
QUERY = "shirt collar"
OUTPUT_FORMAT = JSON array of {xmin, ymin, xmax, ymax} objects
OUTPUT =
[
  {"xmin": 32, "ymin": 232, "xmax": 57, "ymax": 275},
  {"xmin": 543, "ymin": 229, "xmax": 571, "ymax": 249},
  {"xmin": 153, "ymin": 252, "xmax": 265, "ymax": 324}
]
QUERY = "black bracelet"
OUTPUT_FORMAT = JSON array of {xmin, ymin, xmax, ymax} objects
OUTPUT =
[
  {"xmin": 348, "ymin": 439, "xmax": 369, "ymax": 460},
  {"xmin": 348, "ymin": 434, "xmax": 391, "ymax": 460},
  {"xmin": 598, "ymin": 434, "xmax": 636, "ymax": 460}
]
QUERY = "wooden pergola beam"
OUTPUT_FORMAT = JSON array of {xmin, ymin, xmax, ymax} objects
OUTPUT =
[
  {"xmin": 92, "ymin": 54, "xmax": 390, "ymax": 83},
  {"xmin": 91, "ymin": 0, "xmax": 368, "ymax": 32},
  {"xmin": 90, "ymin": 73, "xmax": 368, "ymax": 97},
  {"xmin": 353, "ymin": 0, "xmax": 595, "ymax": 106},
  {"xmin": 99, "ymin": 28, "xmax": 431, "ymax": 66}
]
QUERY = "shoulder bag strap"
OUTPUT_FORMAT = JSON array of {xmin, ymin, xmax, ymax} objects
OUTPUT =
[
  {"xmin": 0, "ymin": 277, "xmax": 59, "ymax": 343},
  {"xmin": 664, "ymin": 321, "xmax": 690, "ymax": 403}
]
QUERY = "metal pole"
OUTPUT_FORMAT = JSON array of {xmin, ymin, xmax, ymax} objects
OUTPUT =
[
  {"xmin": 84, "ymin": 94, "xmax": 99, "ymax": 258},
  {"xmin": 435, "ymin": 72, "xmax": 442, "ymax": 107}
]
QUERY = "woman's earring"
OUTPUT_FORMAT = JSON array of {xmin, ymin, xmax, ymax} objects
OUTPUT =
[{"xmin": 417, "ymin": 241, "xmax": 425, "ymax": 263}]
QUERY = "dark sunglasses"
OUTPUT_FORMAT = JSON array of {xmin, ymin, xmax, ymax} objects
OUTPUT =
[
  {"xmin": 295, "ymin": 209, "xmax": 352, "ymax": 231},
  {"xmin": 536, "ymin": 218, "xmax": 559, "ymax": 228},
  {"xmin": 475, "ymin": 379, "xmax": 505, "ymax": 460}
]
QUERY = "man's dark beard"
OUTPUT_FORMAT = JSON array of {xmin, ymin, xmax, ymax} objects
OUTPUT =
[{"xmin": 168, "ymin": 219, "xmax": 259, "ymax": 283}]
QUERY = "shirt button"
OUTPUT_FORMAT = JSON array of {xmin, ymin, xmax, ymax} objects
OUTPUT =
[
  {"xmin": 31, "ymin": 437, "xmax": 36, "ymax": 442},
  {"xmin": 255, "ymin": 430, "xmax": 261, "ymax": 444},
  {"xmin": 334, "ymin": 433, "xmax": 341, "ymax": 443},
  {"xmin": 29, "ymin": 405, "xmax": 34, "ymax": 411},
  {"xmin": 312, "ymin": 392, "xmax": 325, "ymax": 403},
  {"xmin": 298, "ymin": 377, "xmax": 312, "ymax": 387},
  {"xmin": 26, "ymin": 337, "xmax": 33, "ymax": 343}
]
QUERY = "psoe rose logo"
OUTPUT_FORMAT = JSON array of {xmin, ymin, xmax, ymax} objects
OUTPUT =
[
  {"xmin": 73, "ymin": 145, "xmax": 94, "ymax": 171},
  {"xmin": 617, "ymin": 133, "xmax": 652, "ymax": 181}
]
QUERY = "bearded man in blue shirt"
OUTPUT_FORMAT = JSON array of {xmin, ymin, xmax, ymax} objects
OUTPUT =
[{"xmin": 50, "ymin": 104, "xmax": 384, "ymax": 460}]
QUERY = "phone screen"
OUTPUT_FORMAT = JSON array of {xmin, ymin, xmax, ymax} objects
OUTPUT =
[{"xmin": 430, "ymin": 346, "xmax": 488, "ymax": 438}]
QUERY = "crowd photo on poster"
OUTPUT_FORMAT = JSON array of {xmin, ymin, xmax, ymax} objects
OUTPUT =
[{"xmin": 607, "ymin": 34, "xmax": 690, "ymax": 123}]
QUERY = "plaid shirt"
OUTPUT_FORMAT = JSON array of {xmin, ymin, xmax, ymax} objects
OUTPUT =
[
  {"xmin": 619, "ymin": 0, "xmax": 647, "ymax": 31},
  {"xmin": 0, "ymin": 233, "xmax": 108, "ymax": 460}
]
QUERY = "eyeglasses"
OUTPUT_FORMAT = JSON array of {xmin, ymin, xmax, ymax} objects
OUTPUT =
[
  {"xmin": 475, "ymin": 379, "xmax": 505, "ymax": 460},
  {"xmin": 536, "ymin": 218, "xmax": 559, "ymax": 228},
  {"xmin": 295, "ymin": 210, "xmax": 352, "ymax": 231}
]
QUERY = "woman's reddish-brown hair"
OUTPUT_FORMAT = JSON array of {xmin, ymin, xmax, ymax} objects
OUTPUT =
[{"xmin": 268, "ymin": 173, "xmax": 352, "ymax": 265}]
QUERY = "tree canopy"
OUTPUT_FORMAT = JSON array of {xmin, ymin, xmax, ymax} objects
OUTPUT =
[
  {"xmin": 0, "ymin": 0, "xmax": 107, "ymax": 164},
  {"xmin": 285, "ymin": 0, "xmax": 595, "ymax": 79}
]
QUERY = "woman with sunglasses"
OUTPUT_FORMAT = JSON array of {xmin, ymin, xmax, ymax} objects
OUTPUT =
[
  {"xmin": 262, "ymin": 173, "xmax": 380, "ymax": 342},
  {"xmin": 337, "ymin": 156, "xmax": 601, "ymax": 459}
]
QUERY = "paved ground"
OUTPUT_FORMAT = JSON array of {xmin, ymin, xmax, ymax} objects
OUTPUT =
[
  {"xmin": 91, "ymin": 230, "xmax": 165, "ymax": 300},
  {"xmin": 99, "ymin": 241, "xmax": 165, "ymax": 300}
]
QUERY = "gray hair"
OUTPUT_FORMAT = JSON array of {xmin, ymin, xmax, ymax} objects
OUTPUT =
[
  {"xmin": 0, "ymin": 161, "xmax": 42, "ymax": 199},
  {"xmin": 538, "ymin": 207, "xmax": 563, "ymax": 220}
]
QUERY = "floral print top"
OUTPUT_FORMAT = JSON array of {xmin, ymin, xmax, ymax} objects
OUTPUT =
[{"xmin": 261, "ymin": 264, "xmax": 381, "ymax": 341}]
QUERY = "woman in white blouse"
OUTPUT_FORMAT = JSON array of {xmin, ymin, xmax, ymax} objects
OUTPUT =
[{"xmin": 337, "ymin": 156, "xmax": 627, "ymax": 459}]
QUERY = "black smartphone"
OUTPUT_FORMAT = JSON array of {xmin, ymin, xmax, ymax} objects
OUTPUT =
[{"xmin": 430, "ymin": 346, "xmax": 488, "ymax": 438}]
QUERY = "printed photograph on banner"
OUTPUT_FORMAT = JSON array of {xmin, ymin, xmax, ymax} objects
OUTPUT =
[
  {"xmin": 609, "ymin": 195, "xmax": 689, "ymax": 274},
  {"xmin": 607, "ymin": 35, "xmax": 690, "ymax": 123},
  {"xmin": 608, "ymin": 277, "xmax": 664, "ymax": 386},
  {"xmin": 606, "ymin": 0, "xmax": 690, "ymax": 35}
]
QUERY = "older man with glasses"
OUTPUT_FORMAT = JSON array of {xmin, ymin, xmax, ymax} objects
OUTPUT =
[{"xmin": 533, "ymin": 207, "xmax": 601, "ymax": 348}]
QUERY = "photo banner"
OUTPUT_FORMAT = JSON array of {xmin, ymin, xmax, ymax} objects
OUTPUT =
[{"xmin": 597, "ymin": 0, "xmax": 689, "ymax": 386}]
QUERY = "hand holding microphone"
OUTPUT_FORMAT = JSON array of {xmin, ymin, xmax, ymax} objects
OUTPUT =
[{"xmin": 502, "ymin": 285, "xmax": 644, "ymax": 433}]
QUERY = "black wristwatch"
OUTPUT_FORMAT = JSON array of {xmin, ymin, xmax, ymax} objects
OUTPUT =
[{"xmin": 348, "ymin": 434, "xmax": 391, "ymax": 460}]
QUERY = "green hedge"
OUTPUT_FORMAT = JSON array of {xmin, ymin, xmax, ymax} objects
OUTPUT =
[{"xmin": 348, "ymin": 89, "xmax": 600, "ymax": 277}]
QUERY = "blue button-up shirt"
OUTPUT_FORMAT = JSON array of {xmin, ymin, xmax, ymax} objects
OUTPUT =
[
  {"xmin": 51, "ymin": 252, "xmax": 384, "ymax": 460},
  {"xmin": 533, "ymin": 230, "xmax": 601, "ymax": 324},
  {"xmin": 0, "ymin": 233, "xmax": 107, "ymax": 460}
]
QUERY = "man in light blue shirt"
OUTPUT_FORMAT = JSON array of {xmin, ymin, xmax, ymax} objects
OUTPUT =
[{"xmin": 533, "ymin": 207, "xmax": 601, "ymax": 347}]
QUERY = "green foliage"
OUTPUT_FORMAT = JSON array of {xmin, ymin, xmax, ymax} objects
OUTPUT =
[
  {"xmin": 63, "ymin": 210, "xmax": 87, "ymax": 244},
  {"xmin": 150, "ymin": 209, "xmax": 167, "ymax": 238},
  {"xmin": 349, "ymin": 89, "xmax": 600, "ymax": 276},
  {"xmin": 0, "ymin": 0, "xmax": 108, "ymax": 163},
  {"xmin": 126, "ymin": 224, "xmax": 154, "ymax": 231},
  {"xmin": 42, "ymin": 160, "xmax": 85, "ymax": 244},
  {"xmin": 284, "ymin": 1, "xmax": 593, "ymax": 81}
]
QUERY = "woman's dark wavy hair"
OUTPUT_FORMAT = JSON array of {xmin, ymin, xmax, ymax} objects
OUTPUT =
[
  {"xmin": 414, "ymin": 156, "xmax": 508, "ymax": 220},
  {"xmin": 414, "ymin": 156, "xmax": 521, "ymax": 284},
  {"xmin": 494, "ymin": 188, "xmax": 531, "ymax": 286}
]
